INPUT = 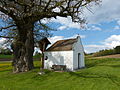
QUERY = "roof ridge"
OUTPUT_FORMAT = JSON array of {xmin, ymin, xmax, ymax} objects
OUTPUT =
[{"xmin": 46, "ymin": 37, "xmax": 78, "ymax": 51}]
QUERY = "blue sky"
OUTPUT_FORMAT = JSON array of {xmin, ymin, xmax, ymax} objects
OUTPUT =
[{"xmin": 0, "ymin": 0, "xmax": 120, "ymax": 53}]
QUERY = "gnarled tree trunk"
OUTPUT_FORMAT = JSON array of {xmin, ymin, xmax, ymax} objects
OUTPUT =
[{"xmin": 11, "ymin": 23, "xmax": 34, "ymax": 73}]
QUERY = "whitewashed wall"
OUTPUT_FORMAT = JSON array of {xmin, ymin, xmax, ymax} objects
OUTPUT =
[
  {"xmin": 73, "ymin": 37, "xmax": 85, "ymax": 69},
  {"xmin": 44, "ymin": 51, "xmax": 74, "ymax": 70}
]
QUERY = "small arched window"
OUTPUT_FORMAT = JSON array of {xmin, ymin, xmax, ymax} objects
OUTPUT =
[{"xmin": 45, "ymin": 56, "xmax": 48, "ymax": 60}]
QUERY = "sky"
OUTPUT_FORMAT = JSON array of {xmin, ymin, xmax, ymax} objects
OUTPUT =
[{"xmin": 0, "ymin": 0, "xmax": 120, "ymax": 53}]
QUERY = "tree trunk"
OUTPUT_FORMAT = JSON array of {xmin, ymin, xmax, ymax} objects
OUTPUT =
[{"xmin": 12, "ymin": 23, "xmax": 34, "ymax": 73}]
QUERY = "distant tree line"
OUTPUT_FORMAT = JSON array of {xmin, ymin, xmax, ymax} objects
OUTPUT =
[{"xmin": 93, "ymin": 45, "xmax": 120, "ymax": 57}]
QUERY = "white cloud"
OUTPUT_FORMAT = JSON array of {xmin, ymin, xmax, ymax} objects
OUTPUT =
[
  {"xmin": 103, "ymin": 35, "xmax": 120, "ymax": 48},
  {"xmin": 0, "ymin": 38, "xmax": 7, "ymax": 49},
  {"xmin": 58, "ymin": 26, "xmax": 67, "ymax": 30},
  {"xmin": 92, "ymin": 26, "xmax": 101, "ymax": 31},
  {"xmin": 0, "ymin": 38, "xmax": 6, "ymax": 44},
  {"xmin": 48, "ymin": 36, "xmax": 64, "ymax": 44},
  {"xmin": 80, "ymin": 35, "xmax": 86, "ymax": 39},
  {"xmin": 88, "ymin": 25, "xmax": 101, "ymax": 31},
  {"xmin": 51, "ymin": 16, "xmax": 81, "ymax": 29},
  {"xmin": 84, "ymin": 45, "xmax": 109, "ymax": 53},
  {"xmin": 48, "ymin": 34, "xmax": 86, "ymax": 45},
  {"xmin": 41, "ymin": 18, "xmax": 50, "ymax": 24},
  {"xmin": 84, "ymin": 0, "xmax": 120, "ymax": 24},
  {"xmin": 85, "ymin": 35, "xmax": 120, "ymax": 53},
  {"xmin": 52, "ymin": 7, "xmax": 60, "ymax": 13},
  {"xmin": 117, "ymin": 20, "xmax": 120, "ymax": 25},
  {"xmin": 68, "ymin": 34, "xmax": 86, "ymax": 39},
  {"xmin": 51, "ymin": 16, "xmax": 102, "ymax": 31},
  {"xmin": 114, "ymin": 26, "xmax": 120, "ymax": 30}
]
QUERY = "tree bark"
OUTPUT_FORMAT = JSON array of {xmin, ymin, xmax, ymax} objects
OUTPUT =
[{"xmin": 11, "ymin": 23, "xmax": 34, "ymax": 73}]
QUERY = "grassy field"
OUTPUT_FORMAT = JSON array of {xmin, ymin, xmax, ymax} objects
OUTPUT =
[
  {"xmin": 0, "ymin": 54, "xmax": 41, "ymax": 61},
  {"xmin": 0, "ymin": 54, "xmax": 13, "ymax": 59},
  {"xmin": 0, "ymin": 58, "xmax": 120, "ymax": 90}
]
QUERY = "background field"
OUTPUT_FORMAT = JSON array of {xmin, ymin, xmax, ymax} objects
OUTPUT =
[
  {"xmin": 0, "ymin": 54, "xmax": 41, "ymax": 61},
  {"xmin": 0, "ymin": 57, "xmax": 120, "ymax": 90},
  {"xmin": 0, "ymin": 54, "xmax": 13, "ymax": 59}
]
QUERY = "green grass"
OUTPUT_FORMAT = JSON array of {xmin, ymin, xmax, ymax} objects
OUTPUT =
[
  {"xmin": 0, "ymin": 58, "xmax": 120, "ymax": 90},
  {"xmin": 0, "ymin": 54, "xmax": 41, "ymax": 61},
  {"xmin": 33, "ymin": 54, "xmax": 42, "ymax": 61},
  {"xmin": 0, "ymin": 54, "xmax": 13, "ymax": 59}
]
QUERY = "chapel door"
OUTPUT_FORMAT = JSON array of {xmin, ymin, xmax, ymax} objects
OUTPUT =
[{"xmin": 78, "ymin": 53, "xmax": 81, "ymax": 69}]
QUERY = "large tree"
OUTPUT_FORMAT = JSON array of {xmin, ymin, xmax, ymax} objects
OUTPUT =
[{"xmin": 0, "ymin": 0, "xmax": 100, "ymax": 73}]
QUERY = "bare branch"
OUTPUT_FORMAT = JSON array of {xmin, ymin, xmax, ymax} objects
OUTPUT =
[
  {"xmin": 0, "ymin": 35, "xmax": 14, "ymax": 38},
  {"xmin": 0, "ymin": 25, "xmax": 16, "ymax": 31},
  {"xmin": 43, "ymin": 0, "xmax": 52, "ymax": 12}
]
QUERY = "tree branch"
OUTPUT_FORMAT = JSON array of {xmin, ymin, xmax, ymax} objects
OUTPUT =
[
  {"xmin": 0, "ymin": 7, "xmax": 8, "ymax": 15},
  {"xmin": 0, "ymin": 25, "xmax": 16, "ymax": 31},
  {"xmin": 43, "ymin": 0, "xmax": 52, "ymax": 12},
  {"xmin": 0, "ymin": 35, "xmax": 14, "ymax": 38}
]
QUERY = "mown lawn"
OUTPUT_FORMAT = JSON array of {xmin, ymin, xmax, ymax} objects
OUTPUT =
[{"xmin": 0, "ymin": 58, "xmax": 120, "ymax": 90}]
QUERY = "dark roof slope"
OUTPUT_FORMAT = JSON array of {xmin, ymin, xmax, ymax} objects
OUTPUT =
[{"xmin": 46, "ymin": 38, "xmax": 77, "ymax": 51}]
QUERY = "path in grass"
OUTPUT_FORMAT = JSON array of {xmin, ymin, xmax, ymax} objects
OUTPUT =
[{"xmin": 0, "ymin": 58, "xmax": 120, "ymax": 90}]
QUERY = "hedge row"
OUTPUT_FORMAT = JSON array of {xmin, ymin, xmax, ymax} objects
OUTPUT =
[{"xmin": 93, "ymin": 46, "xmax": 120, "ymax": 57}]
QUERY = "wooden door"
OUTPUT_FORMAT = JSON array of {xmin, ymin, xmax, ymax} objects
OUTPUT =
[{"xmin": 78, "ymin": 53, "xmax": 81, "ymax": 69}]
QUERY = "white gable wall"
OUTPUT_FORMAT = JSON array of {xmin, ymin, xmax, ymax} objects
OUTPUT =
[
  {"xmin": 44, "ymin": 51, "xmax": 74, "ymax": 70},
  {"xmin": 73, "ymin": 37, "xmax": 85, "ymax": 69}
]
